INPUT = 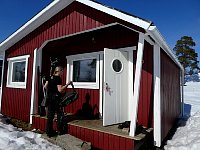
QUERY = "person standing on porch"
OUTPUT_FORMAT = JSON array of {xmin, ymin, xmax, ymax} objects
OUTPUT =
[{"xmin": 44, "ymin": 66, "xmax": 71, "ymax": 137}]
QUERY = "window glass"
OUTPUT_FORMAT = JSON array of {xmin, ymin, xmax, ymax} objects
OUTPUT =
[
  {"xmin": 112, "ymin": 59, "xmax": 122, "ymax": 73},
  {"xmin": 12, "ymin": 61, "xmax": 25, "ymax": 82},
  {"xmin": 73, "ymin": 59, "xmax": 96, "ymax": 82}
]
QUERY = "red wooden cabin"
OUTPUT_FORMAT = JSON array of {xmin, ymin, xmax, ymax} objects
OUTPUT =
[{"xmin": 0, "ymin": 0, "xmax": 184, "ymax": 149}]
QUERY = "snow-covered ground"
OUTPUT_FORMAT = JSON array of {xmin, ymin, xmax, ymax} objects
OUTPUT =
[
  {"xmin": 0, "ymin": 114, "xmax": 62, "ymax": 149},
  {"xmin": 0, "ymin": 82, "xmax": 199, "ymax": 149},
  {"xmin": 165, "ymin": 82, "xmax": 200, "ymax": 150}
]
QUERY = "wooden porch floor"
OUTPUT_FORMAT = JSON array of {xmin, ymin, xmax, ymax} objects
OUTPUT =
[
  {"xmin": 66, "ymin": 114, "xmax": 152, "ymax": 141},
  {"xmin": 33, "ymin": 114, "xmax": 152, "ymax": 141},
  {"xmin": 68, "ymin": 119, "xmax": 132, "ymax": 139},
  {"xmin": 32, "ymin": 114, "xmax": 154, "ymax": 149}
]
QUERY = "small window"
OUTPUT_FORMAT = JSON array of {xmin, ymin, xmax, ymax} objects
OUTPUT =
[
  {"xmin": 12, "ymin": 61, "xmax": 26, "ymax": 82},
  {"xmin": 112, "ymin": 59, "xmax": 123, "ymax": 73},
  {"xmin": 73, "ymin": 59, "xmax": 97, "ymax": 82},
  {"xmin": 67, "ymin": 52, "xmax": 100, "ymax": 89},
  {"xmin": 7, "ymin": 55, "xmax": 30, "ymax": 89}
]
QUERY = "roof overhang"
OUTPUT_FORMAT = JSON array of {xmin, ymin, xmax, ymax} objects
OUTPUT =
[
  {"xmin": 0, "ymin": 0, "xmax": 75, "ymax": 52},
  {"xmin": 77, "ymin": 0, "xmax": 152, "ymax": 29},
  {"xmin": 0, "ymin": 0, "xmax": 150, "ymax": 53},
  {"xmin": 147, "ymin": 26, "xmax": 184, "ymax": 71},
  {"xmin": 0, "ymin": 0, "xmax": 183, "ymax": 71},
  {"xmin": 39, "ymin": 22, "xmax": 138, "ymax": 53}
]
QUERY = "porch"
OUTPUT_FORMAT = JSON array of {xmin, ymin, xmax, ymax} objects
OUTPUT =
[
  {"xmin": 31, "ymin": 22, "xmax": 153, "ymax": 149},
  {"xmin": 32, "ymin": 115, "xmax": 153, "ymax": 150}
]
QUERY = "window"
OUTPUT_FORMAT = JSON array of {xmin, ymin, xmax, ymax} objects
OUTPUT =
[
  {"xmin": 7, "ymin": 55, "xmax": 30, "ymax": 89},
  {"xmin": 112, "ymin": 59, "xmax": 123, "ymax": 73},
  {"xmin": 73, "ymin": 59, "xmax": 97, "ymax": 82},
  {"xmin": 67, "ymin": 52, "xmax": 101, "ymax": 89}
]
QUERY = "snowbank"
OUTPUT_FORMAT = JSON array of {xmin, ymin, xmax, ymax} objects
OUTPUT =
[
  {"xmin": 165, "ymin": 82, "xmax": 200, "ymax": 150},
  {"xmin": 0, "ymin": 114, "xmax": 62, "ymax": 150},
  {"xmin": 165, "ymin": 111, "xmax": 200, "ymax": 150}
]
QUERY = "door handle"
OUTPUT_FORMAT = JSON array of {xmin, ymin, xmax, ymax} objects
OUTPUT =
[{"xmin": 105, "ymin": 83, "xmax": 110, "ymax": 92}]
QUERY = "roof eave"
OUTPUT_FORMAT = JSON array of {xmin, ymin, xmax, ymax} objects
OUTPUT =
[
  {"xmin": 148, "ymin": 26, "xmax": 184, "ymax": 71},
  {"xmin": 77, "ymin": 0, "xmax": 151, "ymax": 30},
  {"xmin": 0, "ymin": 0, "xmax": 75, "ymax": 52},
  {"xmin": 0, "ymin": 0, "xmax": 152, "ymax": 53}
]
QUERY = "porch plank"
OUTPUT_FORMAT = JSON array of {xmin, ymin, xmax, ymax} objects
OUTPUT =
[{"xmin": 68, "ymin": 119, "xmax": 133, "ymax": 139}]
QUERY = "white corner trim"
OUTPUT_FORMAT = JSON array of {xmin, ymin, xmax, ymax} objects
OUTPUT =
[
  {"xmin": 144, "ymin": 35, "xmax": 155, "ymax": 45},
  {"xmin": 129, "ymin": 33, "xmax": 145, "ymax": 136},
  {"xmin": 0, "ymin": 53, "xmax": 5, "ymax": 113},
  {"xmin": 153, "ymin": 44, "xmax": 161, "ymax": 147},
  {"xmin": 128, "ymin": 50, "xmax": 134, "ymax": 120},
  {"xmin": 99, "ymin": 53, "xmax": 103, "ymax": 117},
  {"xmin": 30, "ymin": 49, "xmax": 38, "ymax": 124},
  {"xmin": 181, "ymin": 70, "xmax": 184, "ymax": 117}
]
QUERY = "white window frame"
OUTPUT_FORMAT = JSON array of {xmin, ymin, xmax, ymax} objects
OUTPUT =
[
  {"xmin": 66, "ymin": 52, "xmax": 102, "ymax": 89},
  {"xmin": 6, "ymin": 55, "xmax": 30, "ymax": 89}
]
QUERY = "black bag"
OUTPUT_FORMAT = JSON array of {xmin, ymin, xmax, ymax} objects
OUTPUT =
[
  {"xmin": 59, "ymin": 82, "xmax": 78, "ymax": 107},
  {"xmin": 59, "ymin": 92, "xmax": 78, "ymax": 107}
]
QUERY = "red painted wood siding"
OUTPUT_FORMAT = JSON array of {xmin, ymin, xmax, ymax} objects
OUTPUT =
[
  {"xmin": 1, "ymin": 1, "xmax": 140, "ymax": 122},
  {"xmin": 32, "ymin": 116, "xmax": 47, "ymax": 131},
  {"xmin": 68, "ymin": 125, "xmax": 134, "ymax": 150},
  {"xmin": 1, "ymin": 54, "xmax": 33, "ymax": 122},
  {"xmin": 64, "ymin": 89, "xmax": 99, "ymax": 115},
  {"xmin": 134, "ymin": 41, "xmax": 154, "ymax": 128},
  {"xmin": 160, "ymin": 50, "xmax": 181, "ymax": 140}
]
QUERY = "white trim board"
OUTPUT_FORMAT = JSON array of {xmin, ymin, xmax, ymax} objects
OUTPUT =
[
  {"xmin": 153, "ymin": 44, "xmax": 161, "ymax": 147},
  {"xmin": 30, "ymin": 48, "xmax": 38, "ymax": 124},
  {"xmin": 0, "ymin": 53, "xmax": 5, "ymax": 113},
  {"xmin": 129, "ymin": 33, "xmax": 145, "ymax": 137},
  {"xmin": 30, "ymin": 48, "xmax": 42, "ymax": 124}
]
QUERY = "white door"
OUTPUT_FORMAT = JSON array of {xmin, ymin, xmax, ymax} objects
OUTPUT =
[{"xmin": 103, "ymin": 48, "xmax": 129, "ymax": 126}]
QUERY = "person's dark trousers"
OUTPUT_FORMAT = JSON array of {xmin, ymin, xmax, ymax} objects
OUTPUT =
[{"xmin": 46, "ymin": 96, "xmax": 63, "ymax": 137}]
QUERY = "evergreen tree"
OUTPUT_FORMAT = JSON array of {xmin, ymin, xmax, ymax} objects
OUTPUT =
[{"xmin": 173, "ymin": 36, "xmax": 200, "ymax": 75}]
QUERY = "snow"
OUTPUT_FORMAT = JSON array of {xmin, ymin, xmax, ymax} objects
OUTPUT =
[
  {"xmin": 165, "ymin": 82, "xmax": 200, "ymax": 150},
  {"xmin": 0, "ymin": 81, "xmax": 200, "ymax": 149},
  {"xmin": 0, "ymin": 114, "xmax": 62, "ymax": 150}
]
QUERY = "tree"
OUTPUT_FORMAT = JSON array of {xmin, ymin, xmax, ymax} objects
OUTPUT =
[{"xmin": 173, "ymin": 36, "xmax": 200, "ymax": 75}]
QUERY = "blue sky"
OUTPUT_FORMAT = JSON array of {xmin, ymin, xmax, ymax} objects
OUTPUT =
[{"xmin": 0, "ymin": 0, "xmax": 200, "ymax": 61}]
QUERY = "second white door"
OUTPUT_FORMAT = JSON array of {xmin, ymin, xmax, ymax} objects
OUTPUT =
[{"xmin": 103, "ymin": 48, "xmax": 129, "ymax": 126}]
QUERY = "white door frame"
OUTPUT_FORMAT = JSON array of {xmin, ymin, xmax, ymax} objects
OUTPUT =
[{"xmin": 102, "ymin": 46, "xmax": 136, "ymax": 124}]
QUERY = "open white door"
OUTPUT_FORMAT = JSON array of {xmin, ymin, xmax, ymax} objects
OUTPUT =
[{"xmin": 103, "ymin": 48, "xmax": 129, "ymax": 126}]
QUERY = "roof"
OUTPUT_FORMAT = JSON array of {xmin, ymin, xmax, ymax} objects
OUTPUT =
[{"xmin": 0, "ymin": 0, "xmax": 183, "ymax": 71}]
